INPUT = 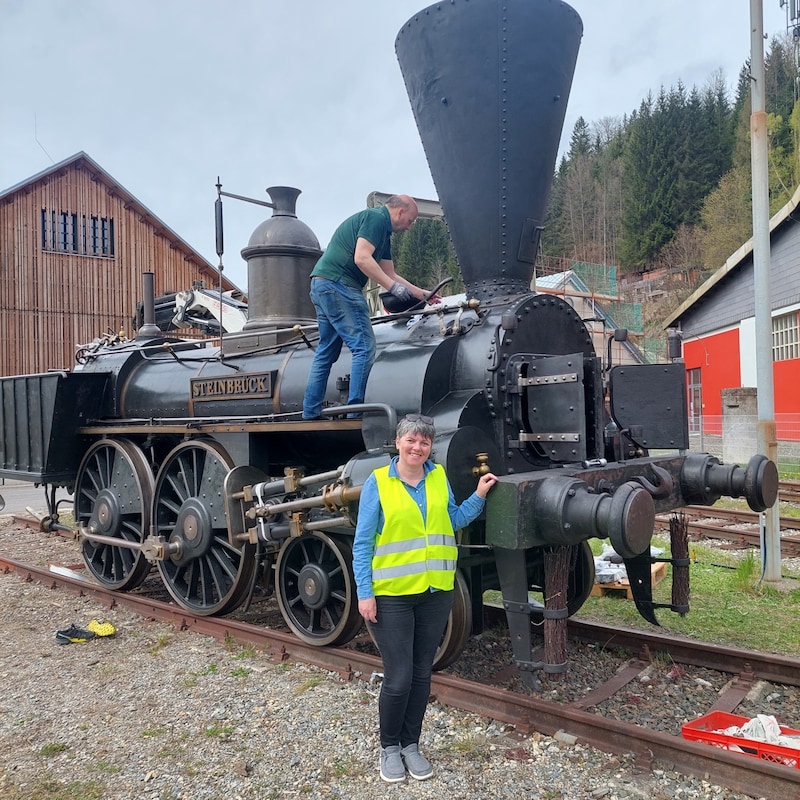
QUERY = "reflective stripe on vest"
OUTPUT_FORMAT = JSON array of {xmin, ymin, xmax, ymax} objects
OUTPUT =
[{"xmin": 371, "ymin": 464, "xmax": 457, "ymax": 596}]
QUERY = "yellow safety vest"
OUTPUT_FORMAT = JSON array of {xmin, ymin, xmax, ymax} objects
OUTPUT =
[{"xmin": 371, "ymin": 464, "xmax": 458, "ymax": 596}]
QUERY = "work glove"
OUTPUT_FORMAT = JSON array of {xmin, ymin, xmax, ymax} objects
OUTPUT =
[{"xmin": 388, "ymin": 282, "xmax": 414, "ymax": 303}]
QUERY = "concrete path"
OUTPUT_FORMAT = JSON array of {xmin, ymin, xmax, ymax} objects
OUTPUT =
[{"xmin": 0, "ymin": 479, "xmax": 74, "ymax": 518}]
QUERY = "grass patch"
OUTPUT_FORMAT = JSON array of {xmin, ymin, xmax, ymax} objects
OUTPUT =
[
  {"xmin": 148, "ymin": 633, "xmax": 173, "ymax": 655},
  {"xmin": 18, "ymin": 780, "xmax": 105, "ymax": 800},
  {"xmin": 203, "ymin": 724, "xmax": 234, "ymax": 738},
  {"xmin": 446, "ymin": 734, "xmax": 491, "ymax": 759},
  {"xmin": 578, "ymin": 535, "xmax": 800, "ymax": 656},
  {"xmin": 39, "ymin": 742, "xmax": 69, "ymax": 757},
  {"xmin": 235, "ymin": 642, "xmax": 257, "ymax": 659},
  {"xmin": 731, "ymin": 549, "xmax": 758, "ymax": 592},
  {"xmin": 294, "ymin": 675, "xmax": 324, "ymax": 695},
  {"xmin": 184, "ymin": 663, "xmax": 218, "ymax": 685},
  {"xmin": 323, "ymin": 755, "xmax": 362, "ymax": 779},
  {"xmin": 230, "ymin": 666, "xmax": 251, "ymax": 678}
]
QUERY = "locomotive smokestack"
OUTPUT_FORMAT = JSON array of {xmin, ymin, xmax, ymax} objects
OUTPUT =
[{"xmin": 396, "ymin": 0, "xmax": 583, "ymax": 301}]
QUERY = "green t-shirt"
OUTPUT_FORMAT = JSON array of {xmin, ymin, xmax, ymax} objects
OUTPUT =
[{"xmin": 310, "ymin": 206, "xmax": 393, "ymax": 289}]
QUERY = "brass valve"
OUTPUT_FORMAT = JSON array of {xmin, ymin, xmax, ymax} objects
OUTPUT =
[{"xmin": 472, "ymin": 452, "xmax": 491, "ymax": 477}]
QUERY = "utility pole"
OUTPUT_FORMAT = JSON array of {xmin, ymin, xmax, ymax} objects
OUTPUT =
[{"xmin": 749, "ymin": 1, "xmax": 780, "ymax": 582}]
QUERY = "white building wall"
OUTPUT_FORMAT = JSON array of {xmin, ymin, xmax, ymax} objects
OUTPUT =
[
  {"xmin": 739, "ymin": 300, "xmax": 800, "ymax": 388},
  {"xmin": 739, "ymin": 316, "xmax": 756, "ymax": 387}
]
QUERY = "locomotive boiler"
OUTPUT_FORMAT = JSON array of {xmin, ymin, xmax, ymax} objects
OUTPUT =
[{"xmin": 0, "ymin": 0, "xmax": 777, "ymax": 687}]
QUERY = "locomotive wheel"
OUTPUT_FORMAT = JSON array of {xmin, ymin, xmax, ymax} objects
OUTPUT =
[
  {"xmin": 153, "ymin": 440, "xmax": 257, "ymax": 616},
  {"xmin": 432, "ymin": 569, "xmax": 472, "ymax": 670},
  {"xmin": 564, "ymin": 540, "xmax": 595, "ymax": 614},
  {"xmin": 364, "ymin": 569, "xmax": 472, "ymax": 670},
  {"xmin": 365, "ymin": 569, "xmax": 473, "ymax": 670},
  {"xmin": 275, "ymin": 531, "xmax": 363, "ymax": 647},
  {"xmin": 76, "ymin": 439, "xmax": 154, "ymax": 591}
]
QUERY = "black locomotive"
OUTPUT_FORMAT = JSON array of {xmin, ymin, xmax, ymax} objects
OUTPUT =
[{"xmin": 0, "ymin": 0, "xmax": 777, "ymax": 686}]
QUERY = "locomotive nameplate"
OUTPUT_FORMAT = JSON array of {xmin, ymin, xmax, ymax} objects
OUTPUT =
[{"xmin": 190, "ymin": 371, "xmax": 276, "ymax": 404}]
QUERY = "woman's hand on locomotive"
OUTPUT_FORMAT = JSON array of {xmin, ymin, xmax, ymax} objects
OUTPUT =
[
  {"xmin": 476, "ymin": 472, "xmax": 498, "ymax": 498},
  {"xmin": 358, "ymin": 597, "xmax": 378, "ymax": 624}
]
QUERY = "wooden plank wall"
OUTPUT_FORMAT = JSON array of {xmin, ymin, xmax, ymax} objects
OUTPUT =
[{"xmin": 0, "ymin": 162, "xmax": 227, "ymax": 377}]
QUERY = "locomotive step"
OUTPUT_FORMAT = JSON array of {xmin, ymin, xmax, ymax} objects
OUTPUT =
[{"xmin": 590, "ymin": 562, "xmax": 667, "ymax": 600}]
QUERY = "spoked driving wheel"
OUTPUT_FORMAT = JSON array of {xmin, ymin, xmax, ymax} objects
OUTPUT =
[
  {"xmin": 76, "ymin": 439, "xmax": 154, "ymax": 590},
  {"xmin": 153, "ymin": 440, "xmax": 256, "ymax": 615},
  {"xmin": 275, "ymin": 531, "xmax": 363, "ymax": 646}
]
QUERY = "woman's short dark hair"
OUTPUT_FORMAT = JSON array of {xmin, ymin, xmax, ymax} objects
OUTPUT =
[{"xmin": 396, "ymin": 414, "xmax": 435, "ymax": 441}]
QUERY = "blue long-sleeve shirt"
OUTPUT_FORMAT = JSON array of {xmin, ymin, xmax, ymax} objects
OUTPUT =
[{"xmin": 352, "ymin": 457, "xmax": 486, "ymax": 600}]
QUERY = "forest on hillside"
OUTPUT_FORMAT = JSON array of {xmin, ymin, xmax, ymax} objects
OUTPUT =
[{"xmin": 390, "ymin": 34, "xmax": 800, "ymax": 342}]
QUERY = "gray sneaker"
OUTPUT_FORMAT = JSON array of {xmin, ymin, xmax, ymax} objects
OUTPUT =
[
  {"xmin": 380, "ymin": 745, "xmax": 406, "ymax": 783},
  {"xmin": 400, "ymin": 743, "xmax": 433, "ymax": 780}
]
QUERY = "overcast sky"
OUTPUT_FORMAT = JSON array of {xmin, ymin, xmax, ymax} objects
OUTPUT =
[{"xmin": 0, "ymin": 1, "xmax": 792, "ymax": 291}]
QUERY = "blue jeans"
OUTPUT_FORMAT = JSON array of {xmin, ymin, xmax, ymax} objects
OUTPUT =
[
  {"xmin": 369, "ymin": 589, "xmax": 453, "ymax": 748},
  {"xmin": 302, "ymin": 278, "xmax": 376, "ymax": 419}
]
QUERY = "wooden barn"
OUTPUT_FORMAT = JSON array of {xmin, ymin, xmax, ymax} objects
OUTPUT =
[{"xmin": 0, "ymin": 152, "xmax": 238, "ymax": 377}]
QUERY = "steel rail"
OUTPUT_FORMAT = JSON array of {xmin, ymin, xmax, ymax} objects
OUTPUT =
[
  {"xmin": 565, "ymin": 616, "xmax": 800, "ymax": 687},
  {"xmin": 477, "ymin": 606, "xmax": 800, "ymax": 688},
  {"xmin": 654, "ymin": 512, "xmax": 800, "ymax": 557},
  {"xmin": 679, "ymin": 505, "xmax": 800, "ymax": 531}
]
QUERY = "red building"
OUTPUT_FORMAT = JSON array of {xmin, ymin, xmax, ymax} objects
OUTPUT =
[{"xmin": 664, "ymin": 187, "xmax": 800, "ymax": 471}]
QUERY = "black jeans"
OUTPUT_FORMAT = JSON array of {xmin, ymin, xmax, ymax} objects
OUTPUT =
[{"xmin": 369, "ymin": 589, "xmax": 453, "ymax": 748}]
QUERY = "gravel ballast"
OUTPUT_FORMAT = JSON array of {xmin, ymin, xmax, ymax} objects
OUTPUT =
[{"xmin": 0, "ymin": 572, "xmax": 767, "ymax": 798}]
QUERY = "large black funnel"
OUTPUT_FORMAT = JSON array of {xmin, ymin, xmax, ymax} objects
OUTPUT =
[{"xmin": 396, "ymin": 0, "xmax": 582, "ymax": 300}]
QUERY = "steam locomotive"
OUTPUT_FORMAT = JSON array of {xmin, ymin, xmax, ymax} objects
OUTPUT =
[{"xmin": 0, "ymin": 0, "xmax": 777, "ymax": 687}]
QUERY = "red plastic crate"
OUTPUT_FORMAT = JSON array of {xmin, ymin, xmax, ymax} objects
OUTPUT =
[{"xmin": 682, "ymin": 711, "xmax": 800, "ymax": 769}]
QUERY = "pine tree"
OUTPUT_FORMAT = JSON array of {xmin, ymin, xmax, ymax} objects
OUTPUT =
[
  {"xmin": 619, "ymin": 92, "xmax": 677, "ymax": 267},
  {"xmin": 540, "ymin": 34, "xmax": 797, "ymax": 277},
  {"xmin": 393, "ymin": 218, "xmax": 461, "ymax": 295}
]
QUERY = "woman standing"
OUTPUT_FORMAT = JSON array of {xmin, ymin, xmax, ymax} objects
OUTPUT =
[{"xmin": 353, "ymin": 414, "xmax": 497, "ymax": 783}]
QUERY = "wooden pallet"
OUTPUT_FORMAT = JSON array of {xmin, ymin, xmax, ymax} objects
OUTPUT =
[{"xmin": 590, "ymin": 561, "xmax": 667, "ymax": 600}]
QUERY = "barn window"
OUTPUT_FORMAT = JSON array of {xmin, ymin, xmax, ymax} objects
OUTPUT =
[
  {"xmin": 57, "ymin": 212, "xmax": 79, "ymax": 251},
  {"xmin": 40, "ymin": 208, "xmax": 115, "ymax": 258},
  {"xmin": 772, "ymin": 311, "xmax": 799, "ymax": 362}
]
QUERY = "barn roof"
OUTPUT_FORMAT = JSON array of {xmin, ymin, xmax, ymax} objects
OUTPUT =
[
  {"xmin": 0, "ymin": 151, "xmax": 241, "ymax": 294},
  {"xmin": 662, "ymin": 183, "xmax": 800, "ymax": 329}
]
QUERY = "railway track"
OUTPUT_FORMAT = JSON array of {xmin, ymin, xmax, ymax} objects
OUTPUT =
[
  {"xmin": 655, "ymin": 506, "xmax": 800, "ymax": 557},
  {"xmin": 2, "ymin": 542, "xmax": 800, "ymax": 799},
  {"xmin": 653, "ymin": 479, "xmax": 800, "ymax": 557},
  {"xmin": 779, "ymin": 479, "xmax": 800, "ymax": 504}
]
